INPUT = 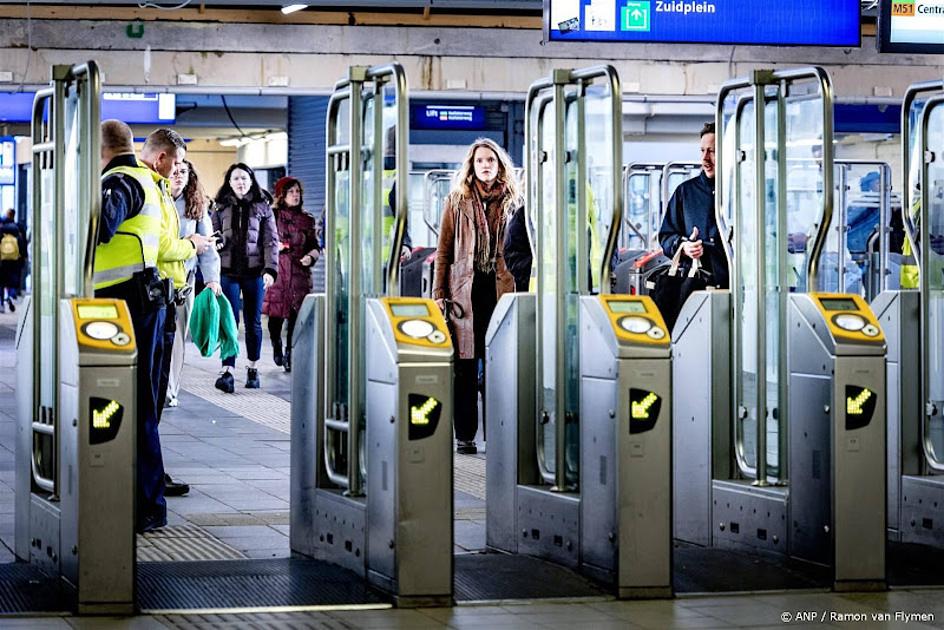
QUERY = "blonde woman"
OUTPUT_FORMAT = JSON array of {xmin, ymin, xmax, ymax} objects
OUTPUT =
[{"xmin": 432, "ymin": 138, "xmax": 520, "ymax": 454}]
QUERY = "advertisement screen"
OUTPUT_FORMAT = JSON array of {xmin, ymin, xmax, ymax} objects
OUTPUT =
[{"xmin": 545, "ymin": 0, "xmax": 860, "ymax": 46}]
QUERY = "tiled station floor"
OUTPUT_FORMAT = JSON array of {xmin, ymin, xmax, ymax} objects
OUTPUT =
[{"xmin": 2, "ymin": 305, "xmax": 944, "ymax": 628}]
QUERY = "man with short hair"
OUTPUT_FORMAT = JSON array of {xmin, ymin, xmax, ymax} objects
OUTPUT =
[
  {"xmin": 95, "ymin": 119, "xmax": 171, "ymax": 532},
  {"xmin": 141, "ymin": 128, "xmax": 212, "ymax": 498},
  {"xmin": 658, "ymin": 121, "xmax": 729, "ymax": 289}
]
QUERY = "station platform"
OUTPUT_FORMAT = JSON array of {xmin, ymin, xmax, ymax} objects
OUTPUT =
[{"xmin": 3, "ymin": 305, "xmax": 944, "ymax": 628}]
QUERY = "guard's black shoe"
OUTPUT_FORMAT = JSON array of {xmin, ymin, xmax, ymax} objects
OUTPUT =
[
  {"xmin": 456, "ymin": 440, "xmax": 477, "ymax": 455},
  {"xmin": 7, "ymin": 299, "xmax": 14, "ymax": 313},
  {"xmin": 215, "ymin": 371, "xmax": 235, "ymax": 393},
  {"xmin": 272, "ymin": 340, "xmax": 284, "ymax": 367},
  {"xmin": 246, "ymin": 368, "xmax": 261, "ymax": 389},
  {"xmin": 164, "ymin": 473, "xmax": 190, "ymax": 497},
  {"xmin": 137, "ymin": 513, "xmax": 167, "ymax": 534},
  {"xmin": 283, "ymin": 349, "xmax": 292, "ymax": 373}
]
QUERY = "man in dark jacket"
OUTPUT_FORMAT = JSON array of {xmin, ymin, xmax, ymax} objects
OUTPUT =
[
  {"xmin": 658, "ymin": 122, "xmax": 729, "ymax": 289},
  {"xmin": 503, "ymin": 204, "xmax": 532, "ymax": 291}
]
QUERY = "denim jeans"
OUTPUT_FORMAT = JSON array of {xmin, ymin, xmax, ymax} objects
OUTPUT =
[{"xmin": 221, "ymin": 275, "xmax": 264, "ymax": 367}]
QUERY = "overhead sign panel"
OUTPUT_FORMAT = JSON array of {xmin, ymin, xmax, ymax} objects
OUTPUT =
[
  {"xmin": 0, "ymin": 92, "xmax": 175, "ymax": 123},
  {"xmin": 411, "ymin": 104, "xmax": 486, "ymax": 131},
  {"xmin": 545, "ymin": 0, "xmax": 861, "ymax": 46},
  {"xmin": 878, "ymin": 0, "xmax": 944, "ymax": 52}
]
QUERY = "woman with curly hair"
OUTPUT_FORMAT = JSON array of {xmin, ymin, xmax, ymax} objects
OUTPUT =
[
  {"xmin": 432, "ymin": 138, "xmax": 521, "ymax": 454},
  {"xmin": 166, "ymin": 159, "xmax": 222, "ymax": 408}
]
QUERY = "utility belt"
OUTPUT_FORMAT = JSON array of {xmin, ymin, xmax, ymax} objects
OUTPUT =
[
  {"xmin": 97, "ymin": 267, "xmax": 170, "ymax": 314},
  {"xmin": 169, "ymin": 282, "xmax": 193, "ymax": 306}
]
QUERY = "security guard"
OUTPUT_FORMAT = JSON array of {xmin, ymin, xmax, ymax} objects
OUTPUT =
[
  {"xmin": 141, "ymin": 128, "xmax": 212, "ymax": 498},
  {"xmin": 94, "ymin": 120, "xmax": 178, "ymax": 532}
]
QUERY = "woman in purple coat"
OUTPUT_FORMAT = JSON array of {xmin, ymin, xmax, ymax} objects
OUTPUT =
[{"xmin": 262, "ymin": 176, "xmax": 320, "ymax": 372}]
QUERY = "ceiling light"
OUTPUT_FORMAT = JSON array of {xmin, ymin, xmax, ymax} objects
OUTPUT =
[{"xmin": 281, "ymin": 4, "xmax": 308, "ymax": 14}]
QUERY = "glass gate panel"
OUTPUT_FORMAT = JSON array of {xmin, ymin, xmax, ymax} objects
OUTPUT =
[
  {"xmin": 623, "ymin": 167, "xmax": 656, "ymax": 252},
  {"xmin": 585, "ymin": 83, "xmax": 616, "ymax": 294},
  {"xmin": 537, "ymin": 92, "xmax": 560, "ymax": 477},
  {"xmin": 735, "ymin": 99, "xmax": 759, "ymax": 472},
  {"xmin": 34, "ymin": 95, "xmax": 57, "ymax": 491},
  {"xmin": 924, "ymin": 103, "xmax": 944, "ymax": 469},
  {"xmin": 762, "ymin": 96, "xmax": 781, "ymax": 478}
]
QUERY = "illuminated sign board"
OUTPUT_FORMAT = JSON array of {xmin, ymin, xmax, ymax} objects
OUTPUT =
[
  {"xmin": 408, "ymin": 394, "xmax": 442, "ymax": 440},
  {"xmin": 0, "ymin": 92, "xmax": 176, "ymax": 124},
  {"xmin": 845, "ymin": 386, "xmax": 877, "ymax": 430},
  {"xmin": 878, "ymin": 0, "xmax": 944, "ymax": 53},
  {"xmin": 89, "ymin": 397, "xmax": 124, "ymax": 445},
  {"xmin": 545, "ymin": 0, "xmax": 861, "ymax": 46},
  {"xmin": 411, "ymin": 105, "xmax": 486, "ymax": 131},
  {"xmin": 629, "ymin": 388, "xmax": 661, "ymax": 433}
]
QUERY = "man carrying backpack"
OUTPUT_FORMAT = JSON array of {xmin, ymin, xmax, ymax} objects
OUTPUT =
[{"xmin": 0, "ymin": 209, "xmax": 23, "ymax": 313}]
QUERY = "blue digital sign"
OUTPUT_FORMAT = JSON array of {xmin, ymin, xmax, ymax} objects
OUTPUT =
[
  {"xmin": 546, "ymin": 0, "xmax": 861, "ymax": 46},
  {"xmin": 0, "ymin": 92, "xmax": 176, "ymax": 124},
  {"xmin": 411, "ymin": 104, "xmax": 486, "ymax": 131}
]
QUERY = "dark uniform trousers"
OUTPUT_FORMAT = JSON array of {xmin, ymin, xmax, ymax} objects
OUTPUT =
[
  {"xmin": 95, "ymin": 279, "xmax": 168, "ymax": 532},
  {"xmin": 156, "ymin": 299, "xmax": 178, "ymax": 421}
]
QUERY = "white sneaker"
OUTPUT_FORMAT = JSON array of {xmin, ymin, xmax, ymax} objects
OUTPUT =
[{"xmin": 165, "ymin": 396, "xmax": 178, "ymax": 408}]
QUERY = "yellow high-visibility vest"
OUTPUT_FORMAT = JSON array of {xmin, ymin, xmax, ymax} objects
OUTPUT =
[{"xmin": 93, "ymin": 163, "xmax": 162, "ymax": 289}]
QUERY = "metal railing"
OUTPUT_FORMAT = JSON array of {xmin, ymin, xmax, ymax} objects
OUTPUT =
[
  {"xmin": 527, "ymin": 65, "xmax": 622, "ymax": 491},
  {"xmin": 717, "ymin": 67, "xmax": 834, "ymax": 484},
  {"xmin": 323, "ymin": 64, "xmax": 409, "ymax": 496},
  {"xmin": 918, "ymin": 94, "xmax": 944, "ymax": 473},
  {"xmin": 29, "ymin": 61, "xmax": 101, "ymax": 496},
  {"xmin": 902, "ymin": 81, "xmax": 944, "ymax": 269},
  {"xmin": 422, "ymin": 169, "xmax": 455, "ymax": 237}
]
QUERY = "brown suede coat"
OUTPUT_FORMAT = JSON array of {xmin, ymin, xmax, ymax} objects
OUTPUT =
[{"xmin": 432, "ymin": 193, "xmax": 515, "ymax": 359}]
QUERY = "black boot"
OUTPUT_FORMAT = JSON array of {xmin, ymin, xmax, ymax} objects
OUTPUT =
[
  {"xmin": 283, "ymin": 348, "xmax": 292, "ymax": 373},
  {"xmin": 272, "ymin": 337, "xmax": 284, "ymax": 367},
  {"xmin": 246, "ymin": 367, "xmax": 261, "ymax": 389}
]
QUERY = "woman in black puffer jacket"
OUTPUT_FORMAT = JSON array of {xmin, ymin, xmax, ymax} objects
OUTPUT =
[{"xmin": 211, "ymin": 163, "xmax": 280, "ymax": 392}]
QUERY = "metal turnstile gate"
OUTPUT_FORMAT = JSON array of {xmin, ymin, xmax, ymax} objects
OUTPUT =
[
  {"xmin": 290, "ymin": 63, "xmax": 453, "ymax": 606},
  {"xmin": 15, "ymin": 62, "xmax": 138, "ymax": 614},
  {"xmin": 672, "ymin": 67, "xmax": 887, "ymax": 590},
  {"xmin": 486, "ymin": 65, "xmax": 673, "ymax": 597}
]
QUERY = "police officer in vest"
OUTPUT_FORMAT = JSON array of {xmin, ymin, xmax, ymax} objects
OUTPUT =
[
  {"xmin": 96, "ymin": 120, "xmax": 208, "ymax": 532},
  {"xmin": 141, "ymin": 128, "xmax": 213, "ymax": 498}
]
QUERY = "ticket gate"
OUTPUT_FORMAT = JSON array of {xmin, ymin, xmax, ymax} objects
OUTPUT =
[
  {"xmin": 486, "ymin": 66, "xmax": 672, "ymax": 598},
  {"xmin": 15, "ymin": 61, "xmax": 137, "ymax": 614},
  {"xmin": 290, "ymin": 63, "xmax": 452, "ymax": 606},
  {"xmin": 579, "ymin": 295, "xmax": 671, "ymax": 597},
  {"xmin": 673, "ymin": 67, "xmax": 886, "ymax": 590},
  {"xmin": 874, "ymin": 80, "xmax": 944, "ymax": 547}
]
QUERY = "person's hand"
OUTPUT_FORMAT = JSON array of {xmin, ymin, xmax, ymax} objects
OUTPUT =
[
  {"xmin": 300, "ymin": 254, "xmax": 314, "ymax": 267},
  {"xmin": 681, "ymin": 226, "xmax": 703, "ymax": 259},
  {"xmin": 205, "ymin": 281, "xmax": 223, "ymax": 296},
  {"xmin": 188, "ymin": 233, "xmax": 215, "ymax": 255},
  {"xmin": 280, "ymin": 241, "xmax": 290, "ymax": 252},
  {"xmin": 434, "ymin": 298, "xmax": 445, "ymax": 312},
  {"xmin": 263, "ymin": 272, "xmax": 275, "ymax": 290},
  {"xmin": 400, "ymin": 245, "xmax": 412, "ymax": 264}
]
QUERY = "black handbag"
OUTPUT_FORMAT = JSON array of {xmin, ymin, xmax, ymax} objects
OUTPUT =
[{"xmin": 647, "ymin": 243, "xmax": 713, "ymax": 333}]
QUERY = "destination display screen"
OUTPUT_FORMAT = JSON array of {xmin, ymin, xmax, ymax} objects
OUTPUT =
[
  {"xmin": 545, "ymin": 0, "xmax": 861, "ymax": 46},
  {"xmin": 608, "ymin": 300, "xmax": 647, "ymax": 314},
  {"xmin": 391, "ymin": 303, "xmax": 430, "ymax": 318},
  {"xmin": 819, "ymin": 298, "xmax": 859, "ymax": 312},
  {"xmin": 878, "ymin": 0, "xmax": 944, "ymax": 53}
]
